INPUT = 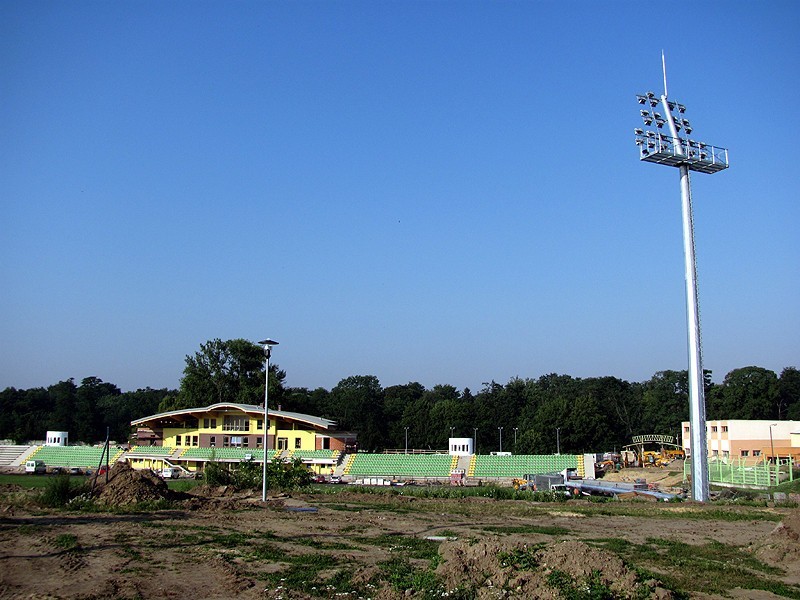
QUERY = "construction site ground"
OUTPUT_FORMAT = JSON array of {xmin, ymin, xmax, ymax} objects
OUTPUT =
[{"xmin": 1, "ymin": 462, "xmax": 799, "ymax": 599}]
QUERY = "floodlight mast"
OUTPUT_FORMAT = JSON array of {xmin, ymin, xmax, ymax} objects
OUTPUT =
[{"xmin": 634, "ymin": 59, "xmax": 729, "ymax": 502}]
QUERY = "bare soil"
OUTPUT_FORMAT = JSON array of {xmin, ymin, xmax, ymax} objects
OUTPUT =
[{"xmin": 1, "ymin": 463, "xmax": 798, "ymax": 600}]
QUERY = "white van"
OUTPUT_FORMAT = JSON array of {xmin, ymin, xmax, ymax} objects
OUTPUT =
[
  {"xmin": 25, "ymin": 460, "xmax": 46, "ymax": 474},
  {"xmin": 160, "ymin": 468, "xmax": 178, "ymax": 479}
]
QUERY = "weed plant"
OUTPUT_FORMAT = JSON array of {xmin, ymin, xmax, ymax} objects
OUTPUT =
[{"xmin": 40, "ymin": 475, "xmax": 85, "ymax": 508}]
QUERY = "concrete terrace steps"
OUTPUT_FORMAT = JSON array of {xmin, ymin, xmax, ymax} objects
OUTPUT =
[{"xmin": 0, "ymin": 445, "xmax": 37, "ymax": 467}]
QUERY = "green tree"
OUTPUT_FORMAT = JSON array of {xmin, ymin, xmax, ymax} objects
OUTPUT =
[
  {"xmin": 718, "ymin": 367, "xmax": 779, "ymax": 420},
  {"xmin": 175, "ymin": 338, "xmax": 285, "ymax": 409},
  {"xmin": 326, "ymin": 375, "xmax": 384, "ymax": 451},
  {"xmin": 640, "ymin": 371, "xmax": 689, "ymax": 440},
  {"xmin": 778, "ymin": 367, "xmax": 800, "ymax": 420},
  {"xmin": 98, "ymin": 387, "xmax": 175, "ymax": 443},
  {"xmin": 74, "ymin": 377, "xmax": 120, "ymax": 442},
  {"xmin": 384, "ymin": 382, "xmax": 425, "ymax": 449}
]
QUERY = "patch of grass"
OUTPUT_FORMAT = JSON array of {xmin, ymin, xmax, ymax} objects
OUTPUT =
[
  {"xmin": 547, "ymin": 569, "xmax": 615, "ymax": 600},
  {"xmin": 483, "ymin": 524, "xmax": 569, "ymax": 536},
  {"xmin": 0, "ymin": 474, "xmax": 59, "ymax": 488},
  {"xmin": 53, "ymin": 533, "xmax": 78, "ymax": 549},
  {"xmin": 378, "ymin": 557, "xmax": 442, "ymax": 598},
  {"xmin": 250, "ymin": 542, "xmax": 285, "ymax": 561},
  {"xmin": 498, "ymin": 545, "xmax": 543, "ymax": 571},
  {"xmin": 17, "ymin": 524, "xmax": 40, "ymax": 535},
  {"xmin": 591, "ymin": 536, "xmax": 800, "ymax": 598},
  {"xmin": 293, "ymin": 537, "xmax": 357, "ymax": 550},
  {"xmin": 355, "ymin": 534, "xmax": 439, "ymax": 561},
  {"xmin": 166, "ymin": 479, "xmax": 201, "ymax": 492}
]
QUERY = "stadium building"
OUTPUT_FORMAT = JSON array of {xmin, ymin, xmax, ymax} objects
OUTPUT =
[{"xmin": 128, "ymin": 402, "xmax": 356, "ymax": 475}]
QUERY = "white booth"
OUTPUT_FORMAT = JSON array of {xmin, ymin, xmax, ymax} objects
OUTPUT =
[{"xmin": 46, "ymin": 431, "xmax": 69, "ymax": 446}]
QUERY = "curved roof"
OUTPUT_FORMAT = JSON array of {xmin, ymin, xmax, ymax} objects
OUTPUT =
[{"xmin": 131, "ymin": 402, "xmax": 337, "ymax": 430}]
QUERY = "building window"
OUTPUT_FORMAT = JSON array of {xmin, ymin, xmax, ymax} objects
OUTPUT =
[
  {"xmin": 223, "ymin": 416, "xmax": 250, "ymax": 432},
  {"xmin": 277, "ymin": 437, "xmax": 288, "ymax": 450},
  {"xmin": 711, "ymin": 426, "xmax": 718, "ymax": 433},
  {"xmin": 256, "ymin": 437, "xmax": 263, "ymax": 448},
  {"xmin": 243, "ymin": 437, "xmax": 249, "ymax": 448},
  {"xmin": 210, "ymin": 436, "xmax": 216, "ymax": 447},
  {"xmin": 223, "ymin": 436, "xmax": 230, "ymax": 448},
  {"xmin": 186, "ymin": 418, "xmax": 198, "ymax": 428},
  {"xmin": 203, "ymin": 418, "xmax": 217, "ymax": 429},
  {"xmin": 176, "ymin": 435, "xmax": 181, "ymax": 446},
  {"xmin": 193, "ymin": 436, "xmax": 198, "ymax": 446},
  {"xmin": 753, "ymin": 450, "xmax": 761, "ymax": 457},
  {"xmin": 722, "ymin": 426, "xmax": 728, "ymax": 432},
  {"xmin": 295, "ymin": 437, "xmax": 302, "ymax": 449},
  {"xmin": 230, "ymin": 436, "xmax": 243, "ymax": 448},
  {"xmin": 712, "ymin": 450, "xmax": 718, "ymax": 456},
  {"xmin": 723, "ymin": 450, "xmax": 729, "ymax": 458},
  {"xmin": 684, "ymin": 426, "xmax": 689, "ymax": 433},
  {"xmin": 257, "ymin": 419, "xmax": 263, "ymax": 430},
  {"xmin": 740, "ymin": 450, "xmax": 749, "ymax": 457}
]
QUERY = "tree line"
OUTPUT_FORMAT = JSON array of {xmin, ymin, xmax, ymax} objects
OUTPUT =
[{"xmin": 1, "ymin": 338, "xmax": 798, "ymax": 454}]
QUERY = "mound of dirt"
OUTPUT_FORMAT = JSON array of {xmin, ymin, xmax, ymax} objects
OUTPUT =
[
  {"xmin": 755, "ymin": 512, "xmax": 800, "ymax": 580},
  {"xmin": 436, "ymin": 539, "xmax": 673, "ymax": 599},
  {"xmin": 93, "ymin": 462, "xmax": 169, "ymax": 506}
]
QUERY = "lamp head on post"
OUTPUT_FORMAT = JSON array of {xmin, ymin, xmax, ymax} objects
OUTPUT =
[{"xmin": 259, "ymin": 339, "xmax": 279, "ymax": 357}]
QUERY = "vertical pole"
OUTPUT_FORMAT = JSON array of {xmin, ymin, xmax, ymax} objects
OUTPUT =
[
  {"xmin": 262, "ymin": 348, "xmax": 270, "ymax": 502},
  {"xmin": 680, "ymin": 164, "xmax": 709, "ymax": 502}
]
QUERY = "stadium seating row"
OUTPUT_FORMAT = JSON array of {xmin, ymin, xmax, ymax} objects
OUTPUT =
[
  {"xmin": 468, "ymin": 454, "xmax": 578, "ymax": 477},
  {"xmin": 31, "ymin": 446, "xmax": 124, "ymax": 468},
  {"xmin": 345, "ymin": 453, "xmax": 456, "ymax": 477}
]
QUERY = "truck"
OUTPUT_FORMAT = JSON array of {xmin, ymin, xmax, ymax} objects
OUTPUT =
[{"xmin": 25, "ymin": 460, "xmax": 46, "ymax": 474}]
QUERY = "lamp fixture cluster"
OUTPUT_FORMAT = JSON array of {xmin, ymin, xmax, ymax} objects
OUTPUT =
[{"xmin": 634, "ymin": 91, "xmax": 728, "ymax": 174}]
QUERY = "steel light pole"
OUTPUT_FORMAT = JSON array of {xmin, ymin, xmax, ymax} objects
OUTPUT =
[
  {"xmin": 473, "ymin": 427, "xmax": 478, "ymax": 455},
  {"xmin": 404, "ymin": 427, "xmax": 409, "ymax": 454},
  {"xmin": 513, "ymin": 427, "xmax": 518, "ymax": 447},
  {"xmin": 634, "ymin": 56, "xmax": 728, "ymax": 502},
  {"xmin": 259, "ymin": 338, "xmax": 279, "ymax": 502},
  {"xmin": 498, "ymin": 427, "xmax": 503, "ymax": 453},
  {"xmin": 556, "ymin": 427, "xmax": 561, "ymax": 455},
  {"xmin": 769, "ymin": 423, "xmax": 777, "ymax": 464}
]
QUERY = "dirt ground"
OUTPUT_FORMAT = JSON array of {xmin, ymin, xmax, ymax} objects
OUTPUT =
[{"xmin": 1, "ymin": 463, "xmax": 798, "ymax": 600}]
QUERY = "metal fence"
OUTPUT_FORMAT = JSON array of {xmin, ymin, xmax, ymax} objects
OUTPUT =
[{"xmin": 684, "ymin": 457, "xmax": 794, "ymax": 488}]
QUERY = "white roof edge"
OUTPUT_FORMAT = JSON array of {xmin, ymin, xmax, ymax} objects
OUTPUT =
[{"xmin": 131, "ymin": 402, "xmax": 336, "ymax": 429}]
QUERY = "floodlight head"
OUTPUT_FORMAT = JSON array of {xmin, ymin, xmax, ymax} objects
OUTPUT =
[
  {"xmin": 258, "ymin": 338, "xmax": 280, "ymax": 347},
  {"xmin": 634, "ymin": 128, "xmax": 643, "ymax": 135},
  {"xmin": 646, "ymin": 91, "xmax": 655, "ymax": 98},
  {"xmin": 667, "ymin": 101, "xmax": 676, "ymax": 112},
  {"xmin": 677, "ymin": 104, "xmax": 686, "ymax": 113},
  {"xmin": 637, "ymin": 95, "xmax": 647, "ymax": 104}
]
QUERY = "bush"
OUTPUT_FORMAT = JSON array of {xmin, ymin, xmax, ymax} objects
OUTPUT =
[
  {"xmin": 204, "ymin": 460, "xmax": 233, "ymax": 487},
  {"xmin": 40, "ymin": 475, "xmax": 83, "ymax": 508}
]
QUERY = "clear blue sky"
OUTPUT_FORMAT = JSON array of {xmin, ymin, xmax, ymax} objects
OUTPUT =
[{"xmin": 2, "ymin": 2, "xmax": 798, "ymax": 393}]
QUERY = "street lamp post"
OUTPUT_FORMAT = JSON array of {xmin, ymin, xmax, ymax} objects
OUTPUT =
[
  {"xmin": 513, "ymin": 427, "xmax": 518, "ymax": 448},
  {"xmin": 473, "ymin": 427, "xmax": 478, "ymax": 455},
  {"xmin": 259, "ymin": 338, "xmax": 279, "ymax": 502},
  {"xmin": 556, "ymin": 427, "xmax": 561, "ymax": 455},
  {"xmin": 498, "ymin": 427, "xmax": 503, "ymax": 453},
  {"xmin": 404, "ymin": 427, "xmax": 409, "ymax": 454},
  {"xmin": 634, "ymin": 55, "xmax": 728, "ymax": 502},
  {"xmin": 769, "ymin": 423, "xmax": 777, "ymax": 464}
]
